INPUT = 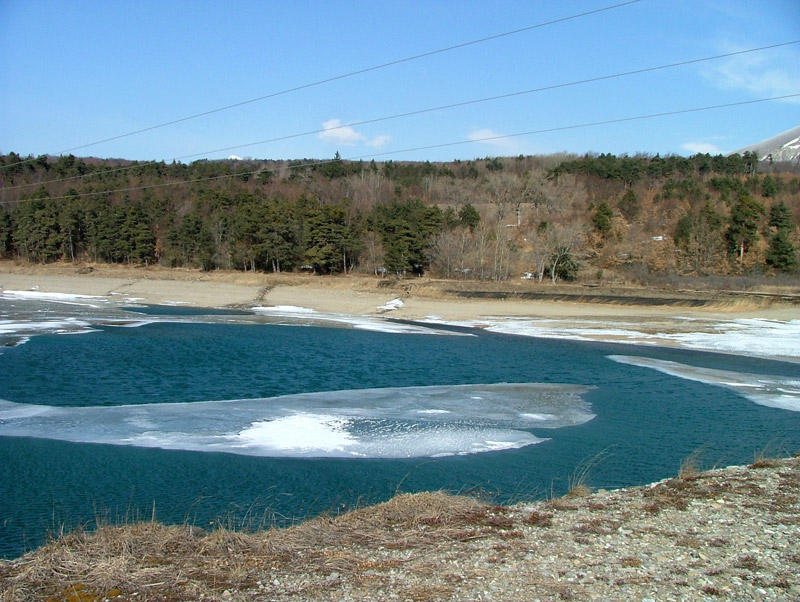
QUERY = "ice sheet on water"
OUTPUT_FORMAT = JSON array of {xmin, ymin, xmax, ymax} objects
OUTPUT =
[
  {"xmin": 0, "ymin": 318, "xmax": 95, "ymax": 335},
  {"xmin": 608, "ymin": 355, "xmax": 800, "ymax": 413},
  {"xmin": 0, "ymin": 295, "xmax": 146, "ymax": 345},
  {"xmin": 0, "ymin": 383, "xmax": 594, "ymax": 458},
  {"xmin": 424, "ymin": 316, "xmax": 800, "ymax": 360},
  {"xmin": 252, "ymin": 305, "xmax": 469, "ymax": 335},
  {"xmin": 253, "ymin": 305, "xmax": 317, "ymax": 314},
  {"xmin": 661, "ymin": 319, "xmax": 800, "ymax": 360},
  {"xmin": 0, "ymin": 290, "xmax": 106, "ymax": 303}
]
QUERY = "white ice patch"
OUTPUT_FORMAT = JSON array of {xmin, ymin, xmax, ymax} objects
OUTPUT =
[
  {"xmin": 253, "ymin": 305, "xmax": 318, "ymax": 315},
  {"xmin": 0, "ymin": 383, "xmax": 594, "ymax": 458},
  {"xmin": 609, "ymin": 355, "xmax": 800, "ymax": 413},
  {"xmin": 378, "ymin": 298, "xmax": 404, "ymax": 311},
  {"xmin": 0, "ymin": 290, "xmax": 106, "ymax": 303},
  {"xmin": 0, "ymin": 401, "xmax": 53, "ymax": 420},
  {"xmin": 660, "ymin": 319, "xmax": 800, "ymax": 360},
  {"xmin": 486, "ymin": 320, "xmax": 646, "ymax": 343},
  {"xmin": 424, "ymin": 316, "xmax": 800, "ymax": 360},
  {"xmin": 0, "ymin": 296, "xmax": 162, "ymax": 344},
  {"xmin": 252, "ymin": 305, "xmax": 468, "ymax": 336},
  {"xmin": 0, "ymin": 318, "xmax": 95, "ymax": 337},
  {"xmin": 423, "ymin": 316, "xmax": 654, "ymax": 345},
  {"xmin": 521, "ymin": 413, "xmax": 556, "ymax": 421},
  {"xmin": 238, "ymin": 414, "xmax": 357, "ymax": 453}
]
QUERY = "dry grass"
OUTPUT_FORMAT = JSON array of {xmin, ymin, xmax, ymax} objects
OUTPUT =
[
  {"xmin": 565, "ymin": 449, "xmax": 610, "ymax": 499},
  {"xmin": 524, "ymin": 511, "xmax": 553, "ymax": 527},
  {"xmin": 749, "ymin": 438, "xmax": 792, "ymax": 469},
  {"xmin": 678, "ymin": 448, "xmax": 707, "ymax": 481},
  {"xmin": 0, "ymin": 491, "xmax": 503, "ymax": 602},
  {"xmin": 572, "ymin": 517, "xmax": 621, "ymax": 535}
]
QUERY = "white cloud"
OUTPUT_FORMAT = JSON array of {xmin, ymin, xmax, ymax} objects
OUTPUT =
[
  {"xmin": 318, "ymin": 119, "xmax": 391, "ymax": 148},
  {"xmin": 467, "ymin": 128, "xmax": 527, "ymax": 155},
  {"xmin": 681, "ymin": 141, "xmax": 724, "ymax": 154},
  {"xmin": 367, "ymin": 134, "xmax": 392, "ymax": 148},
  {"xmin": 702, "ymin": 44, "xmax": 800, "ymax": 102},
  {"xmin": 319, "ymin": 118, "xmax": 365, "ymax": 146}
]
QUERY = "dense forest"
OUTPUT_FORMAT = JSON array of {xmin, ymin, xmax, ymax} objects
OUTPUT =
[{"xmin": 0, "ymin": 150, "xmax": 798, "ymax": 282}]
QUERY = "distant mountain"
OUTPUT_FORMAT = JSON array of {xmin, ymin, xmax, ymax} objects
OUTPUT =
[{"xmin": 731, "ymin": 125, "xmax": 800, "ymax": 163}]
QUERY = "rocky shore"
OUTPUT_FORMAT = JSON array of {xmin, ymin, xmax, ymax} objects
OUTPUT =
[{"xmin": 2, "ymin": 457, "xmax": 798, "ymax": 601}]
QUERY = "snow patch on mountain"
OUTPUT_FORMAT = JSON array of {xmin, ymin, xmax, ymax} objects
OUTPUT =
[{"xmin": 731, "ymin": 125, "xmax": 800, "ymax": 163}]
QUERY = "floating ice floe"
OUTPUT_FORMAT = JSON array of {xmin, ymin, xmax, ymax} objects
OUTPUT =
[
  {"xmin": 609, "ymin": 355, "xmax": 800, "ymax": 413},
  {"xmin": 0, "ymin": 290, "xmax": 105, "ymax": 302},
  {"xmin": 423, "ymin": 316, "xmax": 800, "ymax": 361},
  {"xmin": 0, "ymin": 383, "xmax": 595, "ymax": 458},
  {"xmin": 660, "ymin": 319, "xmax": 800, "ymax": 360},
  {"xmin": 252, "ymin": 305, "xmax": 467, "ymax": 336},
  {"xmin": 0, "ymin": 289, "xmax": 108, "ymax": 309}
]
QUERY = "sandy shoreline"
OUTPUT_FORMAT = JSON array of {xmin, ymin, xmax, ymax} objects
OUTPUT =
[
  {"xmin": 2, "ymin": 261, "xmax": 798, "ymax": 319},
  {"xmin": 2, "ymin": 261, "xmax": 799, "ymax": 359}
]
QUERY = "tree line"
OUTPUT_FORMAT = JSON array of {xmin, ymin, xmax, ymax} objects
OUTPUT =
[{"xmin": 1, "ymin": 150, "xmax": 798, "ymax": 280}]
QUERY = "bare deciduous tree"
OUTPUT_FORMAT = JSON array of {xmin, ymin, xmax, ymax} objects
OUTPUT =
[{"xmin": 546, "ymin": 222, "xmax": 585, "ymax": 283}]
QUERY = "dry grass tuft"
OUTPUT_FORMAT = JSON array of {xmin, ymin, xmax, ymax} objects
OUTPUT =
[
  {"xmin": 572, "ymin": 517, "xmax": 620, "ymax": 535},
  {"xmin": 734, "ymin": 555, "xmax": 762, "ymax": 571},
  {"xmin": 565, "ymin": 484, "xmax": 593, "ymax": 499},
  {"xmin": 749, "ymin": 457, "xmax": 784, "ymax": 469},
  {"xmin": 565, "ymin": 449, "xmax": 610, "ymax": 499},
  {"xmin": 1, "ymin": 491, "xmax": 504, "ymax": 602},
  {"xmin": 403, "ymin": 583, "xmax": 455, "ymax": 601},
  {"xmin": 262, "ymin": 491, "xmax": 491, "ymax": 553},
  {"xmin": 678, "ymin": 448, "xmax": 705, "ymax": 481},
  {"xmin": 748, "ymin": 438, "xmax": 793, "ymax": 470},
  {"xmin": 525, "ymin": 511, "xmax": 554, "ymax": 527}
]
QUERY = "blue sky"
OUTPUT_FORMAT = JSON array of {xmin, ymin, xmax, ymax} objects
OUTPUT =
[{"xmin": 1, "ymin": 0, "xmax": 798, "ymax": 163}]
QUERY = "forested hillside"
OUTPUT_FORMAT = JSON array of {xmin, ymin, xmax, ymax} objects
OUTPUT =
[{"xmin": 1, "ymin": 151, "xmax": 798, "ymax": 282}]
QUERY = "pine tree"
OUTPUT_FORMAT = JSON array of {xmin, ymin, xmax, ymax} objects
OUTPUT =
[
  {"xmin": 765, "ymin": 201, "xmax": 797, "ymax": 273},
  {"xmin": 725, "ymin": 194, "xmax": 764, "ymax": 260},
  {"xmin": 766, "ymin": 230, "xmax": 798, "ymax": 272},
  {"xmin": 591, "ymin": 202, "xmax": 614, "ymax": 237},
  {"xmin": 618, "ymin": 188, "xmax": 640, "ymax": 221},
  {"xmin": 768, "ymin": 201, "xmax": 794, "ymax": 232}
]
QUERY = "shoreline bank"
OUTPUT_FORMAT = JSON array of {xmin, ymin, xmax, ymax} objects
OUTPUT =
[
  {"xmin": 3, "ymin": 260, "xmax": 799, "ymax": 314},
  {"xmin": 3, "ymin": 261, "xmax": 799, "ymax": 361}
]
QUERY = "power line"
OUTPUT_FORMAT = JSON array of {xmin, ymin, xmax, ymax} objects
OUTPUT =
[
  {"xmin": 1, "ymin": 0, "xmax": 643, "ymax": 171},
  {"xmin": 355, "ymin": 94, "xmax": 800, "ymax": 160},
  {"xmin": 4, "ymin": 40, "xmax": 797, "ymax": 193},
  {"xmin": 5, "ymin": 93, "xmax": 795, "ymax": 205},
  {"xmin": 167, "ymin": 41, "xmax": 800, "ymax": 160}
]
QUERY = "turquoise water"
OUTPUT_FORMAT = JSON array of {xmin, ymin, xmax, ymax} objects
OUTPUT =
[{"xmin": 1, "ymin": 299, "xmax": 799, "ymax": 558}]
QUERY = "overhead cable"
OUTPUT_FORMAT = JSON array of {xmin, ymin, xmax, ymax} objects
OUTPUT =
[
  {"xmin": 0, "ymin": 0, "xmax": 642, "ymax": 170},
  {"xmin": 4, "ymin": 40, "xmax": 796, "ymax": 193},
  {"xmin": 7, "ymin": 93, "xmax": 796, "ymax": 205}
]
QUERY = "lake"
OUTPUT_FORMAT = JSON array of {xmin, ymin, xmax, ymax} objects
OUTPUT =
[{"xmin": 1, "ymin": 294, "xmax": 798, "ymax": 559}]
